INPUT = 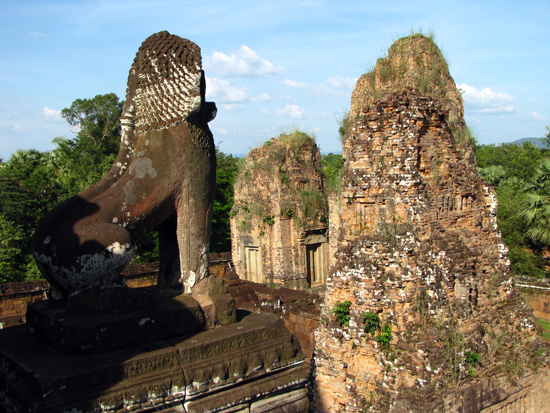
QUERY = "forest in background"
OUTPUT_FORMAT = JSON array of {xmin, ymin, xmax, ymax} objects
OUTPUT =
[
  {"xmin": 477, "ymin": 140, "xmax": 550, "ymax": 277},
  {"xmin": 0, "ymin": 93, "xmax": 548, "ymax": 283}
]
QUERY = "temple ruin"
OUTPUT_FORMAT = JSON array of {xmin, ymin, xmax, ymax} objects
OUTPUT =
[
  {"xmin": 0, "ymin": 32, "xmax": 309, "ymax": 412},
  {"xmin": 231, "ymin": 132, "xmax": 329, "ymax": 289},
  {"xmin": 313, "ymin": 35, "xmax": 549, "ymax": 412},
  {"xmin": 0, "ymin": 32, "xmax": 549, "ymax": 413}
]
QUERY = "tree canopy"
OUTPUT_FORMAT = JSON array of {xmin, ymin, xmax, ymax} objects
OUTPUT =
[
  {"xmin": 0, "ymin": 94, "xmax": 122, "ymax": 282},
  {"xmin": 477, "ymin": 140, "xmax": 549, "ymax": 277},
  {"xmin": 521, "ymin": 159, "xmax": 550, "ymax": 248},
  {"xmin": 53, "ymin": 93, "xmax": 122, "ymax": 194},
  {"xmin": 211, "ymin": 150, "xmax": 242, "ymax": 253},
  {"xmin": 321, "ymin": 153, "xmax": 345, "ymax": 191}
]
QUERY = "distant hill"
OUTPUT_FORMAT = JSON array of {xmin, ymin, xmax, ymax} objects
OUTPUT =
[{"xmin": 507, "ymin": 137, "xmax": 549, "ymax": 149}]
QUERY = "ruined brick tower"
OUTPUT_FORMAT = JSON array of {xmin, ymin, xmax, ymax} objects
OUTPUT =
[
  {"xmin": 230, "ymin": 132, "xmax": 328, "ymax": 289},
  {"xmin": 313, "ymin": 35, "xmax": 548, "ymax": 412},
  {"xmin": 350, "ymin": 34, "xmax": 465, "ymax": 132}
]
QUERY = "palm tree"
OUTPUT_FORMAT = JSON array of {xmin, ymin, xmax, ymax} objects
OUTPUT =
[{"xmin": 521, "ymin": 159, "xmax": 550, "ymax": 250}]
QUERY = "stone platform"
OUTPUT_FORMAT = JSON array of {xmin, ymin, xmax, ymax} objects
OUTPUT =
[
  {"xmin": 0, "ymin": 312, "xmax": 309, "ymax": 412},
  {"xmin": 26, "ymin": 287, "xmax": 206, "ymax": 355}
]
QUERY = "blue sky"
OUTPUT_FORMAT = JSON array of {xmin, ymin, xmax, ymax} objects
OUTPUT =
[{"xmin": 0, "ymin": 0, "xmax": 548, "ymax": 160}]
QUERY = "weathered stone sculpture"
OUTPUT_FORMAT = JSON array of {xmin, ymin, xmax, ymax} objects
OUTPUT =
[
  {"xmin": 0, "ymin": 32, "xmax": 309, "ymax": 413},
  {"xmin": 32, "ymin": 31, "xmax": 217, "ymax": 301}
]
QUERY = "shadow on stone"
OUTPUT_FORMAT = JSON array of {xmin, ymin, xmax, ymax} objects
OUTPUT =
[
  {"xmin": 26, "ymin": 286, "xmax": 205, "ymax": 355},
  {"xmin": 0, "ymin": 311, "xmax": 309, "ymax": 412}
]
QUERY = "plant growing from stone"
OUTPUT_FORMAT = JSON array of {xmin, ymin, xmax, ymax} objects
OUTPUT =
[
  {"xmin": 375, "ymin": 323, "xmax": 393, "ymax": 348},
  {"xmin": 278, "ymin": 164, "xmax": 290, "ymax": 184},
  {"xmin": 280, "ymin": 206, "xmax": 294, "ymax": 218},
  {"xmin": 332, "ymin": 300, "xmax": 352, "ymax": 327},
  {"xmin": 465, "ymin": 351, "xmax": 481, "ymax": 367},
  {"xmin": 444, "ymin": 328, "xmax": 466, "ymax": 386},
  {"xmin": 361, "ymin": 312, "xmax": 392, "ymax": 348},
  {"xmin": 300, "ymin": 189, "xmax": 328, "ymax": 222},
  {"xmin": 263, "ymin": 214, "xmax": 275, "ymax": 226},
  {"xmin": 361, "ymin": 311, "xmax": 380, "ymax": 335},
  {"xmin": 465, "ymin": 350, "xmax": 481, "ymax": 377}
]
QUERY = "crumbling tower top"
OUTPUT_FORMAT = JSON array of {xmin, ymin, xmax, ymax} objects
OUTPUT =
[{"xmin": 350, "ymin": 34, "xmax": 467, "ymax": 141}]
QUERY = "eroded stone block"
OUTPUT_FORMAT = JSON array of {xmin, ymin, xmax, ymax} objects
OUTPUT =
[
  {"xmin": 250, "ymin": 388, "xmax": 309, "ymax": 413},
  {"xmin": 26, "ymin": 287, "xmax": 204, "ymax": 354}
]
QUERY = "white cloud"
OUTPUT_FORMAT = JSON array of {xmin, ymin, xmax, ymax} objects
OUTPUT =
[
  {"xmin": 325, "ymin": 76, "xmax": 358, "ymax": 90},
  {"xmin": 29, "ymin": 31, "xmax": 49, "ymax": 39},
  {"xmin": 206, "ymin": 77, "xmax": 272, "ymax": 106},
  {"xmin": 281, "ymin": 79, "xmax": 306, "ymax": 89},
  {"xmin": 220, "ymin": 104, "xmax": 243, "ymax": 111},
  {"xmin": 206, "ymin": 45, "xmax": 284, "ymax": 77},
  {"xmin": 275, "ymin": 104, "xmax": 304, "ymax": 119},
  {"xmin": 458, "ymin": 83, "xmax": 515, "ymax": 113},
  {"xmin": 281, "ymin": 92, "xmax": 294, "ymax": 101},
  {"xmin": 251, "ymin": 93, "xmax": 271, "ymax": 102},
  {"xmin": 529, "ymin": 111, "xmax": 545, "ymax": 120},
  {"xmin": 206, "ymin": 77, "xmax": 249, "ymax": 103},
  {"xmin": 43, "ymin": 107, "xmax": 61, "ymax": 120},
  {"xmin": 0, "ymin": 121, "xmax": 25, "ymax": 133},
  {"xmin": 281, "ymin": 76, "xmax": 357, "ymax": 97},
  {"xmin": 459, "ymin": 84, "xmax": 547, "ymax": 123},
  {"xmin": 212, "ymin": 126, "xmax": 228, "ymax": 135}
]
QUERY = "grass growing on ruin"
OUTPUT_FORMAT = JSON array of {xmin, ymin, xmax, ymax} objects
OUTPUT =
[
  {"xmin": 449, "ymin": 121, "xmax": 477, "ymax": 148},
  {"xmin": 363, "ymin": 32, "xmax": 450, "ymax": 103},
  {"xmin": 253, "ymin": 131, "xmax": 327, "ymax": 226},
  {"xmin": 374, "ymin": 212, "xmax": 413, "ymax": 247},
  {"xmin": 278, "ymin": 130, "xmax": 316, "ymax": 152},
  {"xmin": 465, "ymin": 351, "xmax": 482, "ymax": 378},
  {"xmin": 443, "ymin": 328, "xmax": 466, "ymax": 386},
  {"xmin": 300, "ymin": 189, "xmax": 328, "ymax": 222},
  {"xmin": 357, "ymin": 30, "xmax": 474, "ymax": 156},
  {"xmin": 536, "ymin": 319, "xmax": 550, "ymax": 341},
  {"xmin": 278, "ymin": 164, "xmax": 290, "ymax": 184},
  {"xmin": 338, "ymin": 111, "xmax": 351, "ymax": 141},
  {"xmin": 264, "ymin": 130, "xmax": 317, "ymax": 166}
]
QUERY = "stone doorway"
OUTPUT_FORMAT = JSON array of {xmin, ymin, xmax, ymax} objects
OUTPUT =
[
  {"xmin": 305, "ymin": 233, "xmax": 327, "ymax": 287},
  {"xmin": 243, "ymin": 245, "xmax": 262, "ymax": 283}
]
